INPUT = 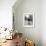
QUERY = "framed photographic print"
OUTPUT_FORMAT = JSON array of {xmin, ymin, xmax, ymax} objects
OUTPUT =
[{"xmin": 23, "ymin": 13, "xmax": 34, "ymax": 27}]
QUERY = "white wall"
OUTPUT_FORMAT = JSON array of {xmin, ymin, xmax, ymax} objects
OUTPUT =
[
  {"xmin": 0, "ymin": 0, "xmax": 16, "ymax": 30},
  {"xmin": 1, "ymin": 0, "xmax": 45, "ymax": 46},
  {"xmin": 41, "ymin": 0, "xmax": 46, "ymax": 46},
  {"xmin": 13, "ymin": 0, "xmax": 41, "ymax": 46}
]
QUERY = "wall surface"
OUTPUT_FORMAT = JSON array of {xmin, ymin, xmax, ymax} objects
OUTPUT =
[
  {"xmin": 0, "ymin": 0, "xmax": 16, "ymax": 30},
  {"xmin": 41, "ymin": 0, "xmax": 46, "ymax": 46},
  {"xmin": 13, "ymin": 0, "xmax": 42, "ymax": 46},
  {"xmin": 0, "ymin": 0, "xmax": 46, "ymax": 46}
]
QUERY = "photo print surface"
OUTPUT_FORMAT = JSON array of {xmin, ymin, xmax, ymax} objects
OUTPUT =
[{"xmin": 23, "ymin": 13, "xmax": 34, "ymax": 27}]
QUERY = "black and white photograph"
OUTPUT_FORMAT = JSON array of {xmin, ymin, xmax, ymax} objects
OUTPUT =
[{"xmin": 23, "ymin": 13, "xmax": 34, "ymax": 27}]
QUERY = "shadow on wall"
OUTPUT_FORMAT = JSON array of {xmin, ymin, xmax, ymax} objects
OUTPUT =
[{"xmin": 12, "ymin": 0, "xmax": 41, "ymax": 46}]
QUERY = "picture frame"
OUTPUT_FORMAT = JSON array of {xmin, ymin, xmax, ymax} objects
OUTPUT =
[{"xmin": 23, "ymin": 13, "xmax": 34, "ymax": 27}]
